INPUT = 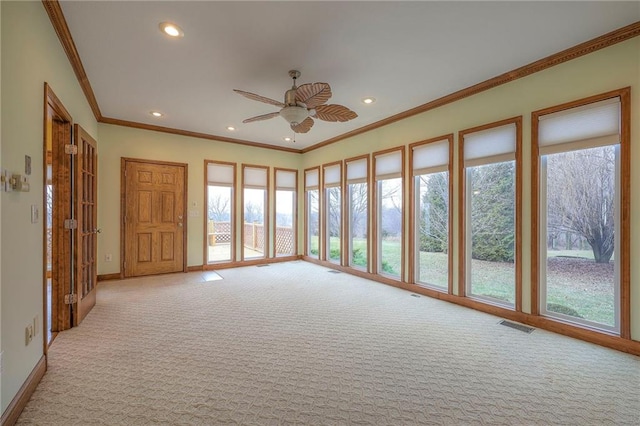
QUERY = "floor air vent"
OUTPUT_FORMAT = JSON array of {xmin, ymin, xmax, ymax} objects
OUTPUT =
[
  {"xmin": 410, "ymin": 294, "xmax": 421, "ymax": 298},
  {"xmin": 256, "ymin": 264, "xmax": 270, "ymax": 267},
  {"xmin": 327, "ymin": 270, "xmax": 340, "ymax": 274},
  {"xmin": 499, "ymin": 320, "xmax": 535, "ymax": 334}
]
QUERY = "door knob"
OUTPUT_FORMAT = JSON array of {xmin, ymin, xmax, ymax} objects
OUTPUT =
[
  {"xmin": 178, "ymin": 222, "xmax": 183, "ymax": 227},
  {"xmin": 178, "ymin": 215, "xmax": 183, "ymax": 220}
]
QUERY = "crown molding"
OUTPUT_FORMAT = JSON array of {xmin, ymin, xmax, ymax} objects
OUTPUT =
[
  {"xmin": 99, "ymin": 117, "xmax": 302, "ymax": 154},
  {"xmin": 42, "ymin": 0, "xmax": 102, "ymax": 121}
]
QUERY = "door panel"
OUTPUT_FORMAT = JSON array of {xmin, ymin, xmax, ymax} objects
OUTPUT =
[
  {"xmin": 74, "ymin": 125, "xmax": 98, "ymax": 325},
  {"xmin": 124, "ymin": 160, "xmax": 186, "ymax": 277}
]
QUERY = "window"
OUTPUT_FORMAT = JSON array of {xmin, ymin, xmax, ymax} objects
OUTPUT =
[
  {"xmin": 411, "ymin": 137, "xmax": 451, "ymax": 291},
  {"xmin": 460, "ymin": 120, "xmax": 520, "ymax": 307},
  {"xmin": 242, "ymin": 165, "xmax": 268, "ymax": 260},
  {"xmin": 345, "ymin": 156, "xmax": 369, "ymax": 270},
  {"xmin": 305, "ymin": 168, "xmax": 320, "ymax": 259},
  {"xmin": 323, "ymin": 162, "xmax": 342, "ymax": 264},
  {"xmin": 374, "ymin": 149, "xmax": 404, "ymax": 279},
  {"xmin": 206, "ymin": 161, "xmax": 235, "ymax": 263},
  {"xmin": 536, "ymin": 96, "xmax": 624, "ymax": 332},
  {"xmin": 274, "ymin": 169, "xmax": 297, "ymax": 257}
]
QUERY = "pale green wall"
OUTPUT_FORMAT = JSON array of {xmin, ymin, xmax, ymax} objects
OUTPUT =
[
  {"xmin": 96, "ymin": 124, "xmax": 301, "ymax": 275},
  {"xmin": 301, "ymin": 37, "xmax": 640, "ymax": 340},
  {"xmin": 1, "ymin": 1, "xmax": 98, "ymax": 413}
]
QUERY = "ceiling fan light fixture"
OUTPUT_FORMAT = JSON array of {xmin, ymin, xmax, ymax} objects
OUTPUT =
[
  {"xmin": 279, "ymin": 105, "xmax": 309, "ymax": 126},
  {"xmin": 159, "ymin": 22, "xmax": 184, "ymax": 38}
]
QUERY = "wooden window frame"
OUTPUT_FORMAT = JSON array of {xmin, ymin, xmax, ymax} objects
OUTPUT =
[
  {"xmin": 531, "ymin": 87, "xmax": 631, "ymax": 338},
  {"xmin": 372, "ymin": 146, "xmax": 406, "ymax": 281},
  {"xmin": 458, "ymin": 117, "xmax": 523, "ymax": 311},
  {"xmin": 344, "ymin": 154, "xmax": 371, "ymax": 273},
  {"xmin": 273, "ymin": 167, "xmax": 298, "ymax": 258},
  {"xmin": 240, "ymin": 164, "xmax": 269, "ymax": 261},
  {"xmin": 408, "ymin": 134, "xmax": 454, "ymax": 293},
  {"xmin": 321, "ymin": 161, "xmax": 343, "ymax": 264},
  {"xmin": 304, "ymin": 166, "xmax": 321, "ymax": 258},
  {"xmin": 203, "ymin": 160, "xmax": 237, "ymax": 265}
]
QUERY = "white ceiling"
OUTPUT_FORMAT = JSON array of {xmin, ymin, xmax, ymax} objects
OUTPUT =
[{"xmin": 59, "ymin": 1, "xmax": 640, "ymax": 150}]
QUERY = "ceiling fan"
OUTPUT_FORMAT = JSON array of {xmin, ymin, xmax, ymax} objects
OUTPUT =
[{"xmin": 234, "ymin": 70, "xmax": 358, "ymax": 134}]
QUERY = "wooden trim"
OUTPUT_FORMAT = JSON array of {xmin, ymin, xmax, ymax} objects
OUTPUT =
[
  {"xmin": 371, "ymin": 146, "xmax": 405, "ymax": 280},
  {"xmin": 299, "ymin": 258, "xmax": 640, "ymax": 356},
  {"xmin": 42, "ymin": 1, "xmax": 102, "ymax": 120},
  {"xmin": 204, "ymin": 160, "xmax": 237, "ymax": 265},
  {"xmin": 100, "ymin": 117, "xmax": 301, "ymax": 154},
  {"xmin": 530, "ymin": 87, "xmax": 631, "ymax": 338},
  {"xmin": 407, "ymin": 134, "xmax": 454, "ymax": 293},
  {"xmin": 0, "ymin": 355, "xmax": 47, "ymax": 426},
  {"xmin": 186, "ymin": 265, "xmax": 204, "ymax": 272},
  {"xmin": 273, "ymin": 168, "xmax": 298, "ymax": 258},
  {"xmin": 301, "ymin": 22, "xmax": 640, "ymax": 154},
  {"xmin": 97, "ymin": 273, "xmax": 121, "ymax": 281},
  {"xmin": 240, "ymin": 164, "xmax": 269, "ymax": 261},
  {"xmin": 458, "ymin": 117, "xmax": 523, "ymax": 308},
  {"xmin": 321, "ymin": 161, "xmax": 343, "ymax": 262}
]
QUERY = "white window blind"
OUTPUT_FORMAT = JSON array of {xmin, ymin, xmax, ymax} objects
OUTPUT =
[
  {"xmin": 323, "ymin": 164, "xmax": 341, "ymax": 187},
  {"xmin": 207, "ymin": 163, "xmax": 234, "ymax": 185},
  {"xmin": 346, "ymin": 158, "xmax": 367, "ymax": 183},
  {"xmin": 375, "ymin": 150, "xmax": 402, "ymax": 180},
  {"xmin": 243, "ymin": 167, "xmax": 267, "ymax": 188},
  {"xmin": 305, "ymin": 169, "xmax": 319, "ymax": 190},
  {"xmin": 538, "ymin": 97, "xmax": 620, "ymax": 155},
  {"xmin": 276, "ymin": 170, "xmax": 296, "ymax": 190},
  {"xmin": 464, "ymin": 123, "xmax": 516, "ymax": 167},
  {"xmin": 413, "ymin": 139, "xmax": 449, "ymax": 175}
]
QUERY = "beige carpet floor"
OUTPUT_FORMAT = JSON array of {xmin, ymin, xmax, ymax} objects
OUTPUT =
[{"xmin": 17, "ymin": 261, "xmax": 640, "ymax": 425}]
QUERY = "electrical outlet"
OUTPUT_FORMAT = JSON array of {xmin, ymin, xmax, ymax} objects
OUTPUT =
[
  {"xmin": 25, "ymin": 324, "xmax": 34, "ymax": 345},
  {"xmin": 0, "ymin": 351, "xmax": 4, "ymax": 375},
  {"xmin": 33, "ymin": 315, "xmax": 39, "ymax": 337},
  {"xmin": 105, "ymin": 254, "xmax": 112, "ymax": 262}
]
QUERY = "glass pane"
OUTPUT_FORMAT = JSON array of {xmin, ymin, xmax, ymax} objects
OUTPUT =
[
  {"xmin": 276, "ymin": 190, "xmax": 295, "ymax": 256},
  {"xmin": 379, "ymin": 178, "xmax": 402, "ymax": 278},
  {"xmin": 349, "ymin": 182, "xmax": 368, "ymax": 269},
  {"xmin": 243, "ymin": 188, "xmax": 265, "ymax": 259},
  {"xmin": 545, "ymin": 146, "xmax": 616, "ymax": 327},
  {"xmin": 327, "ymin": 187, "xmax": 341, "ymax": 263},
  {"xmin": 416, "ymin": 172, "xmax": 448, "ymax": 289},
  {"xmin": 207, "ymin": 185, "xmax": 232, "ymax": 263},
  {"xmin": 468, "ymin": 161, "xmax": 515, "ymax": 305},
  {"xmin": 307, "ymin": 190, "xmax": 320, "ymax": 258}
]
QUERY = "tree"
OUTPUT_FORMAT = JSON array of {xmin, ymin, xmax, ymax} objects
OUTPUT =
[
  {"xmin": 208, "ymin": 191, "xmax": 230, "ymax": 221},
  {"xmin": 469, "ymin": 162, "xmax": 515, "ymax": 262},
  {"xmin": 547, "ymin": 146, "xmax": 615, "ymax": 263},
  {"xmin": 419, "ymin": 172, "xmax": 448, "ymax": 253}
]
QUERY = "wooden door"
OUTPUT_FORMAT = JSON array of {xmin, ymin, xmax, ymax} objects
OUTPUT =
[
  {"xmin": 123, "ymin": 159, "xmax": 187, "ymax": 277},
  {"xmin": 74, "ymin": 125, "xmax": 98, "ymax": 325}
]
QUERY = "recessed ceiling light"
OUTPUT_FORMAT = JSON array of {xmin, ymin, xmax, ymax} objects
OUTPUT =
[
  {"xmin": 283, "ymin": 137, "xmax": 292, "ymax": 142},
  {"xmin": 362, "ymin": 97, "xmax": 376, "ymax": 104},
  {"xmin": 150, "ymin": 111, "xmax": 163, "ymax": 117},
  {"xmin": 159, "ymin": 22, "xmax": 184, "ymax": 38},
  {"xmin": 226, "ymin": 126, "xmax": 236, "ymax": 131}
]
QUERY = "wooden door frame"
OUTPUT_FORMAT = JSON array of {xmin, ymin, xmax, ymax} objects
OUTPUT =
[
  {"xmin": 43, "ymin": 83, "xmax": 73, "ymax": 353},
  {"xmin": 120, "ymin": 157, "xmax": 188, "ymax": 278}
]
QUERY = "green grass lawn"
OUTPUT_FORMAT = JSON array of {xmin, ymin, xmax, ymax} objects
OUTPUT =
[{"xmin": 310, "ymin": 238, "xmax": 613, "ymax": 327}]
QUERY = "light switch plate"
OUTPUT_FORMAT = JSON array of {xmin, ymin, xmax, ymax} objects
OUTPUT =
[
  {"xmin": 189, "ymin": 210, "xmax": 199, "ymax": 217},
  {"xmin": 31, "ymin": 205, "xmax": 39, "ymax": 223}
]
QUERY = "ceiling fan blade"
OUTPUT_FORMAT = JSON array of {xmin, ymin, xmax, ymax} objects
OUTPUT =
[
  {"xmin": 314, "ymin": 104, "xmax": 358, "ymax": 122},
  {"xmin": 233, "ymin": 89, "xmax": 285, "ymax": 108},
  {"xmin": 242, "ymin": 111, "xmax": 280, "ymax": 123},
  {"xmin": 295, "ymin": 83, "xmax": 332, "ymax": 108},
  {"xmin": 291, "ymin": 117, "xmax": 314, "ymax": 133}
]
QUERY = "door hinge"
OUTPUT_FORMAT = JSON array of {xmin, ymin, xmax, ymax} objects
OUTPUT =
[
  {"xmin": 65, "ymin": 144, "xmax": 78, "ymax": 155},
  {"xmin": 64, "ymin": 294, "xmax": 78, "ymax": 304},
  {"xmin": 64, "ymin": 219, "xmax": 78, "ymax": 229}
]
